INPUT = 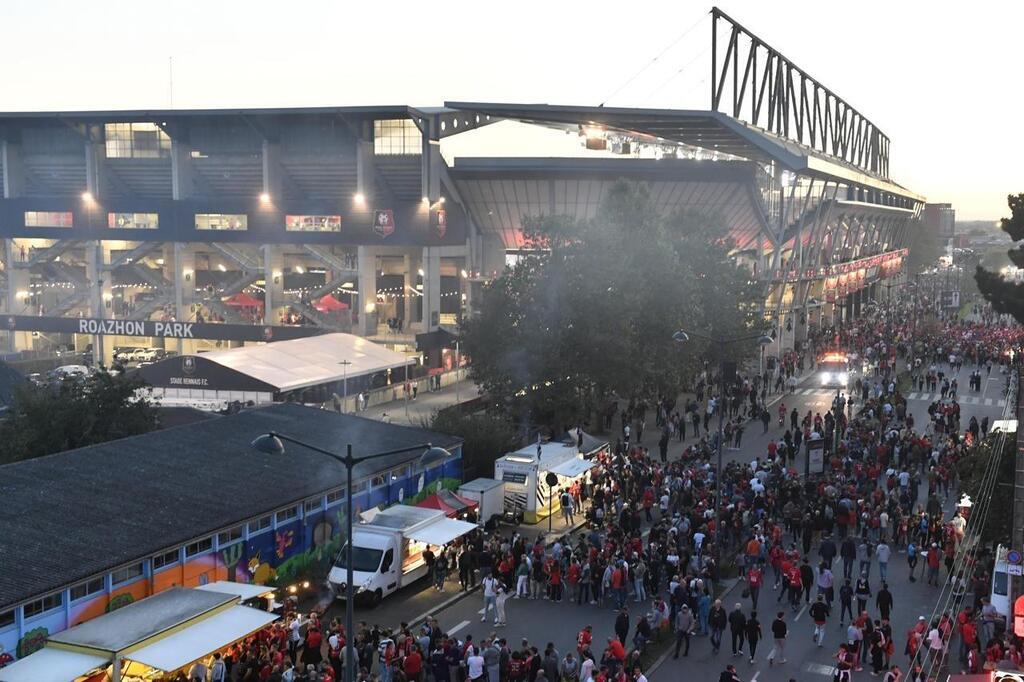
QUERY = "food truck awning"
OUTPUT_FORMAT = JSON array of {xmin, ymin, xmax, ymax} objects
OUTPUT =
[
  {"xmin": 0, "ymin": 646, "xmax": 109, "ymax": 682},
  {"xmin": 196, "ymin": 581, "xmax": 274, "ymax": 601},
  {"xmin": 125, "ymin": 605, "xmax": 277, "ymax": 672},
  {"xmin": 549, "ymin": 457, "xmax": 597, "ymax": 479},
  {"xmin": 407, "ymin": 517, "xmax": 478, "ymax": 546}
]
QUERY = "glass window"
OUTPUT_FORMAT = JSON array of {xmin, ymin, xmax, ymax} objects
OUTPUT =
[
  {"xmin": 286, "ymin": 215, "xmax": 342, "ymax": 232},
  {"xmin": 249, "ymin": 515, "xmax": 272, "ymax": 534},
  {"xmin": 23, "ymin": 593, "xmax": 63, "ymax": 619},
  {"xmin": 24, "ymin": 211, "xmax": 73, "ymax": 228},
  {"xmin": 104, "ymin": 122, "xmax": 171, "ymax": 159},
  {"xmin": 185, "ymin": 537, "xmax": 213, "ymax": 557},
  {"xmin": 370, "ymin": 474, "xmax": 387, "ymax": 488},
  {"xmin": 351, "ymin": 480, "xmax": 368, "ymax": 494},
  {"xmin": 373, "ymin": 119, "xmax": 422, "ymax": 155},
  {"xmin": 111, "ymin": 563, "xmax": 144, "ymax": 586},
  {"xmin": 195, "ymin": 214, "xmax": 247, "ymax": 231},
  {"xmin": 326, "ymin": 489, "xmax": 346, "ymax": 506},
  {"xmin": 108, "ymin": 212, "xmax": 159, "ymax": 229},
  {"xmin": 217, "ymin": 526, "xmax": 243, "ymax": 546},
  {"xmin": 390, "ymin": 465, "xmax": 409, "ymax": 481},
  {"xmin": 304, "ymin": 497, "xmax": 323, "ymax": 514},
  {"xmin": 152, "ymin": 549, "xmax": 180, "ymax": 570},
  {"xmin": 276, "ymin": 506, "xmax": 298, "ymax": 523},
  {"xmin": 70, "ymin": 578, "xmax": 105, "ymax": 601},
  {"xmin": 0, "ymin": 609, "xmax": 13, "ymax": 629}
]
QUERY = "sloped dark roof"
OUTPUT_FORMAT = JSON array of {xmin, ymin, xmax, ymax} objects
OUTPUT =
[{"xmin": 0, "ymin": 403, "xmax": 462, "ymax": 610}]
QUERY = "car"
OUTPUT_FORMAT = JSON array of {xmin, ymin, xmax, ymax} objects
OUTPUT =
[
  {"xmin": 134, "ymin": 348, "xmax": 161, "ymax": 362},
  {"xmin": 114, "ymin": 346, "xmax": 140, "ymax": 362}
]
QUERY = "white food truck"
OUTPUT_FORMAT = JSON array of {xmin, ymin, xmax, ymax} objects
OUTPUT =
[
  {"xmin": 328, "ymin": 505, "xmax": 476, "ymax": 604},
  {"xmin": 458, "ymin": 478, "xmax": 506, "ymax": 528}
]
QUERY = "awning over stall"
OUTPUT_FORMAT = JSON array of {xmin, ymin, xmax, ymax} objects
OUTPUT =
[
  {"xmin": 417, "ymin": 490, "xmax": 478, "ymax": 518},
  {"xmin": 549, "ymin": 457, "xmax": 597, "ymax": 479},
  {"xmin": 125, "ymin": 605, "xmax": 278, "ymax": 672},
  {"xmin": 0, "ymin": 647, "xmax": 109, "ymax": 682},
  {"xmin": 407, "ymin": 517, "xmax": 478, "ymax": 546},
  {"xmin": 196, "ymin": 581, "xmax": 275, "ymax": 601}
]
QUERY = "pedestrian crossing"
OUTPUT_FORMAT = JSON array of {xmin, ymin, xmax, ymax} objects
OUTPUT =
[{"xmin": 788, "ymin": 387, "xmax": 1006, "ymax": 407}]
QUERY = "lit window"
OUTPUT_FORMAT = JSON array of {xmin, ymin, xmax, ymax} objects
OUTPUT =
[
  {"xmin": 217, "ymin": 526, "xmax": 243, "ymax": 546},
  {"xmin": 23, "ymin": 593, "xmax": 63, "ymax": 619},
  {"xmin": 195, "ymin": 214, "xmax": 247, "ymax": 231},
  {"xmin": 286, "ymin": 215, "xmax": 342, "ymax": 232},
  {"xmin": 108, "ymin": 212, "xmax": 159, "ymax": 229},
  {"xmin": 304, "ymin": 497, "xmax": 323, "ymax": 514},
  {"xmin": 276, "ymin": 506, "xmax": 298, "ymax": 523},
  {"xmin": 70, "ymin": 578, "xmax": 105, "ymax": 601},
  {"xmin": 111, "ymin": 563, "xmax": 144, "ymax": 586},
  {"xmin": 326, "ymin": 489, "xmax": 346, "ymax": 506},
  {"xmin": 373, "ymin": 119, "xmax": 422, "ymax": 155},
  {"xmin": 0, "ymin": 609, "xmax": 13, "ymax": 629},
  {"xmin": 249, "ymin": 515, "xmax": 272, "ymax": 534},
  {"xmin": 371, "ymin": 474, "xmax": 387, "ymax": 488},
  {"xmin": 152, "ymin": 549, "xmax": 180, "ymax": 569},
  {"xmin": 104, "ymin": 122, "xmax": 171, "ymax": 159},
  {"xmin": 25, "ymin": 211, "xmax": 73, "ymax": 228},
  {"xmin": 185, "ymin": 538, "xmax": 213, "ymax": 557}
]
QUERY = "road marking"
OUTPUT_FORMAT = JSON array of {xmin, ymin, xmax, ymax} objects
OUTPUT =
[
  {"xmin": 986, "ymin": 398, "xmax": 995, "ymax": 406},
  {"xmin": 750, "ymin": 672, "xmax": 760, "ymax": 681},
  {"xmin": 793, "ymin": 603, "xmax": 808, "ymax": 621},
  {"xmin": 805, "ymin": 662, "xmax": 836, "ymax": 676},
  {"xmin": 908, "ymin": 392, "xmax": 918, "ymax": 400},
  {"xmin": 448, "ymin": 619, "xmax": 471, "ymax": 635},
  {"xmin": 765, "ymin": 646, "xmax": 775, "ymax": 660}
]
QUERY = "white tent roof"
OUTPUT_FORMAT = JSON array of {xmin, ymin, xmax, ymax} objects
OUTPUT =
[
  {"xmin": 549, "ymin": 457, "xmax": 597, "ymax": 479},
  {"xmin": 195, "ymin": 581, "xmax": 275, "ymax": 600},
  {"xmin": 125, "ymin": 605, "xmax": 277, "ymax": 672},
  {"xmin": 0, "ymin": 647, "xmax": 109, "ymax": 682},
  {"xmin": 406, "ymin": 517, "xmax": 478, "ymax": 546},
  {"xmin": 201, "ymin": 333, "xmax": 414, "ymax": 392}
]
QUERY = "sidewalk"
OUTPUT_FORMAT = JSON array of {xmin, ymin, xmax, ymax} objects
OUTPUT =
[{"xmin": 353, "ymin": 378, "xmax": 482, "ymax": 426}]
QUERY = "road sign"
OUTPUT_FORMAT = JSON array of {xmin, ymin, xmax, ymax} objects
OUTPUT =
[
  {"xmin": 1009, "ymin": 564, "xmax": 1023, "ymax": 576},
  {"xmin": 1008, "ymin": 549, "xmax": 1022, "ymax": 564}
]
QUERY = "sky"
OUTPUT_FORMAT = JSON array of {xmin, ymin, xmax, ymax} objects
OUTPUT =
[{"xmin": 0, "ymin": 0, "xmax": 1018, "ymax": 220}]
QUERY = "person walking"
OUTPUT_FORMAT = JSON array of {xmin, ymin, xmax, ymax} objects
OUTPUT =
[
  {"xmin": 906, "ymin": 542, "xmax": 918, "ymax": 583},
  {"xmin": 876, "ymin": 541, "xmax": 892, "ymax": 581},
  {"xmin": 839, "ymin": 579, "xmax": 854, "ymax": 625},
  {"xmin": 673, "ymin": 604, "xmax": 695, "ymax": 658},
  {"xmin": 709, "ymin": 599, "xmax": 728, "ymax": 654},
  {"xmin": 876, "ymin": 582, "xmax": 894, "ymax": 621},
  {"xmin": 810, "ymin": 595, "xmax": 830, "ymax": 648},
  {"xmin": 482, "ymin": 574, "xmax": 499, "ymax": 624},
  {"xmin": 745, "ymin": 611, "xmax": 762, "ymax": 665},
  {"xmin": 854, "ymin": 573, "xmax": 872, "ymax": 615},
  {"xmin": 728, "ymin": 603, "xmax": 747, "ymax": 657},
  {"xmin": 768, "ymin": 611, "xmax": 788, "ymax": 666},
  {"xmin": 841, "ymin": 536, "xmax": 857, "ymax": 580}
]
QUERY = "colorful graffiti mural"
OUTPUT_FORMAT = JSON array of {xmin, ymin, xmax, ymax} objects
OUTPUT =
[{"xmin": 16, "ymin": 626, "xmax": 46, "ymax": 659}]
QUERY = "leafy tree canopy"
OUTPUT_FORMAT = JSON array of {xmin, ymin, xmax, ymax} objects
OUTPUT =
[
  {"xmin": 462, "ymin": 181, "xmax": 759, "ymax": 430},
  {"xmin": 0, "ymin": 371, "xmax": 159, "ymax": 464},
  {"xmin": 976, "ymin": 193, "xmax": 1024, "ymax": 323}
]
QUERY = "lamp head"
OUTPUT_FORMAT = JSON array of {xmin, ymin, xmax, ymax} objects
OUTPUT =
[
  {"xmin": 251, "ymin": 433, "xmax": 285, "ymax": 456},
  {"xmin": 757, "ymin": 335, "xmax": 774, "ymax": 346},
  {"xmin": 671, "ymin": 330, "xmax": 690, "ymax": 343}
]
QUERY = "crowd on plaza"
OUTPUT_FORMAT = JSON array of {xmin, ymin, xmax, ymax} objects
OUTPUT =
[{"xmin": 178, "ymin": 299, "xmax": 1023, "ymax": 682}]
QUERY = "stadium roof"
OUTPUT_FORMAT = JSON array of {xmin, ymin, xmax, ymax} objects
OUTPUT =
[
  {"xmin": 0, "ymin": 404, "xmax": 462, "ymax": 610},
  {"xmin": 444, "ymin": 102, "xmax": 924, "ymax": 201}
]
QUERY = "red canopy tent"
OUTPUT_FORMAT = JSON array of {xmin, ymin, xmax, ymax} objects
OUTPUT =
[
  {"xmin": 315, "ymin": 294, "xmax": 350, "ymax": 312},
  {"xmin": 416, "ymin": 490, "xmax": 478, "ymax": 518},
  {"xmin": 223, "ymin": 292, "xmax": 263, "ymax": 308}
]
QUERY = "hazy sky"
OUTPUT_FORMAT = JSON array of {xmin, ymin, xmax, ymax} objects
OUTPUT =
[{"xmin": 1, "ymin": 0, "xmax": 1018, "ymax": 220}]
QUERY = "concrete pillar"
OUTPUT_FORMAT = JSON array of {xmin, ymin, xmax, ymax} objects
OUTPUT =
[
  {"xmin": 85, "ymin": 241, "xmax": 113, "ymax": 367},
  {"xmin": 421, "ymin": 246, "xmax": 441, "ymax": 332},
  {"xmin": 262, "ymin": 140, "xmax": 282, "ymax": 201},
  {"xmin": 4, "ymin": 240, "xmax": 32, "ymax": 352},
  {"xmin": 356, "ymin": 126, "xmax": 374, "ymax": 200},
  {"xmin": 84, "ymin": 135, "xmax": 105, "ymax": 199},
  {"xmin": 421, "ymin": 119, "xmax": 442, "ymax": 202},
  {"xmin": 170, "ymin": 138, "xmax": 194, "ymax": 200},
  {"xmin": 403, "ymin": 252, "xmax": 417, "ymax": 326},
  {"xmin": 1, "ymin": 141, "xmax": 25, "ymax": 198},
  {"xmin": 263, "ymin": 245, "xmax": 284, "ymax": 323},
  {"xmin": 357, "ymin": 246, "xmax": 378, "ymax": 336},
  {"xmin": 173, "ymin": 243, "xmax": 195, "ymax": 353}
]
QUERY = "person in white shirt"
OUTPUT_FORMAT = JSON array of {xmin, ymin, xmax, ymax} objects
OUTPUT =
[
  {"xmin": 187, "ymin": 660, "xmax": 208, "ymax": 682},
  {"xmin": 210, "ymin": 653, "xmax": 227, "ymax": 682},
  {"xmin": 482, "ymin": 575, "xmax": 499, "ymax": 623},
  {"xmin": 467, "ymin": 647, "xmax": 485, "ymax": 681}
]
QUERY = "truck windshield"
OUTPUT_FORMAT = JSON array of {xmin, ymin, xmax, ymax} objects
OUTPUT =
[{"xmin": 334, "ymin": 544, "xmax": 384, "ymax": 572}]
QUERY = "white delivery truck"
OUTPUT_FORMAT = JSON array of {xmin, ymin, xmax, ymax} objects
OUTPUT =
[
  {"xmin": 458, "ymin": 478, "xmax": 506, "ymax": 528},
  {"xmin": 328, "ymin": 504, "xmax": 476, "ymax": 605}
]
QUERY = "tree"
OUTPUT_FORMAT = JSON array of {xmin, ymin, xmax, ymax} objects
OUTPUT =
[
  {"xmin": 422, "ymin": 408, "xmax": 521, "ymax": 481},
  {"xmin": 462, "ymin": 181, "xmax": 759, "ymax": 431},
  {"xmin": 976, "ymin": 193, "xmax": 1024, "ymax": 322},
  {"xmin": 955, "ymin": 432, "xmax": 1014, "ymax": 547},
  {"xmin": 905, "ymin": 214, "xmax": 946, "ymax": 275},
  {"xmin": 0, "ymin": 371, "xmax": 159, "ymax": 464}
]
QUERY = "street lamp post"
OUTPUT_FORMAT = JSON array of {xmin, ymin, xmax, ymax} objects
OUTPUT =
[
  {"xmin": 673, "ymin": 329, "xmax": 773, "ymax": 553},
  {"xmin": 339, "ymin": 360, "xmax": 352, "ymax": 413},
  {"xmin": 251, "ymin": 433, "xmax": 452, "ymax": 682}
]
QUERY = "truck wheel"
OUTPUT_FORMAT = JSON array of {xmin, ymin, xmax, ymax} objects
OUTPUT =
[{"xmin": 371, "ymin": 589, "xmax": 383, "ymax": 606}]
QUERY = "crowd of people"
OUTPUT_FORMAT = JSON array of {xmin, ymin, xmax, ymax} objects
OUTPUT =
[{"xmin": 176, "ymin": 297, "xmax": 1022, "ymax": 682}]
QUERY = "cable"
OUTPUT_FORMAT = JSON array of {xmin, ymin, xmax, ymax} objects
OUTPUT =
[
  {"xmin": 599, "ymin": 12, "xmax": 710, "ymax": 107},
  {"xmin": 640, "ymin": 46, "xmax": 710, "ymax": 105},
  {"xmin": 918, "ymin": 373, "xmax": 1017, "ymax": 679}
]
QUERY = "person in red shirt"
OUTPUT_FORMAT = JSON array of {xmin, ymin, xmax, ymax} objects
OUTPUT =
[
  {"xmin": 403, "ymin": 644, "xmax": 423, "ymax": 682},
  {"xmin": 578, "ymin": 625, "xmax": 594, "ymax": 655}
]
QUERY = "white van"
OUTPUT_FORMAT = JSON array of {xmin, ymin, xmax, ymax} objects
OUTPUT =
[
  {"xmin": 992, "ymin": 544, "xmax": 1011, "ymax": 621},
  {"xmin": 328, "ymin": 505, "xmax": 475, "ymax": 605}
]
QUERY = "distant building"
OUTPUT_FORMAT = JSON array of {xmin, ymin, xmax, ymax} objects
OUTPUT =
[{"xmin": 922, "ymin": 203, "xmax": 956, "ymax": 241}]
